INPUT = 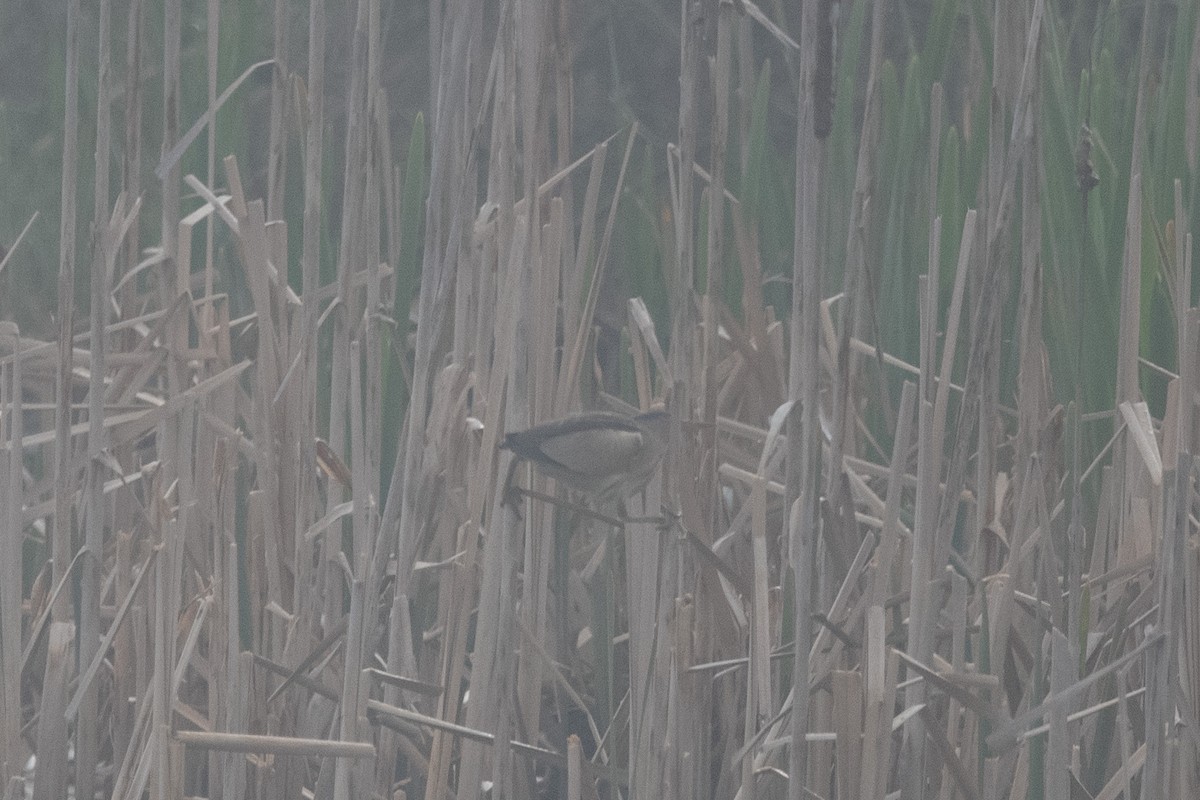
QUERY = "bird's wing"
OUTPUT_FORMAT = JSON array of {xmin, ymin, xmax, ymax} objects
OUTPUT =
[{"xmin": 536, "ymin": 427, "xmax": 645, "ymax": 478}]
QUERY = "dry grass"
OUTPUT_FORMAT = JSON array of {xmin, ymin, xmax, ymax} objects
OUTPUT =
[{"xmin": 1, "ymin": 1, "xmax": 1199, "ymax": 799}]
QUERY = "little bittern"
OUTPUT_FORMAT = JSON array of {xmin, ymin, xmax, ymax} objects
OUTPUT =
[{"xmin": 501, "ymin": 408, "xmax": 669, "ymax": 503}]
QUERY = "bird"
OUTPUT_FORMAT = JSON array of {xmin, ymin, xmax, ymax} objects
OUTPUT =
[{"xmin": 501, "ymin": 408, "xmax": 669, "ymax": 505}]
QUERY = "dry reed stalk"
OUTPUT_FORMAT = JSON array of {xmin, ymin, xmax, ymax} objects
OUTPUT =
[
  {"xmin": 672, "ymin": 0, "xmax": 700, "ymax": 399},
  {"xmin": 905, "ymin": 271, "xmax": 941, "ymax": 796},
  {"xmin": 33, "ymin": 623, "xmax": 73, "ymax": 800},
  {"xmin": 0, "ymin": 325, "xmax": 20, "ymax": 779},
  {"xmin": 858, "ymin": 606, "xmax": 890, "ymax": 797},
  {"xmin": 120, "ymin": 0, "xmax": 145, "ymax": 306},
  {"xmin": 298, "ymin": 26, "xmax": 329, "ymax": 791},
  {"xmin": 176, "ymin": 730, "xmax": 375, "ymax": 759},
  {"xmin": 749, "ymin": 475, "xmax": 772, "ymax": 713},
  {"xmin": 50, "ymin": 0, "xmax": 80, "ymax": 625},
  {"xmin": 700, "ymin": 0, "xmax": 733, "ymax": 546},
  {"xmin": 935, "ymin": 571, "xmax": 969, "ymax": 800},
  {"xmin": 1115, "ymin": 163, "xmax": 1144, "ymax": 401},
  {"xmin": 1041, "ymin": 628, "xmax": 1070, "ymax": 800},
  {"xmin": 785, "ymin": 1, "xmax": 825, "ymax": 796},
  {"xmin": 300, "ymin": 0, "xmax": 326, "ymax": 515},
  {"xmin": 334, "ymin": 579, "xmax": 368, "ymax": 800},
  {"xmin": 514, "ymin": 194, "xmax": 561, "ymax": 751},
  {"xmin": 626, "ymin": 478, "xmax": 672, "ymax": 797},
  {"xmin": 34, "ymin": 0, "xmax": 82, "ymax": 796},
  {"xmin": 161, "ymin": 0, "xmax": 182, "ymax": 287},
  {"xmin": 834, "ymin": 673, "xmax": 863, "ymax": 798},
  {"xmin": 835, "ymin": 0, "xmax": 888, "ymax": 443},
  {"xmin": 558, "ymin": 143, "xmax": 606, "ymax": 386}
]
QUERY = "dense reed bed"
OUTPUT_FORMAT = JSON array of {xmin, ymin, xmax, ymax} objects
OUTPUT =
[{"xmin": 1, "ymin": 1, "xmax": 1199, "ymax": 799}]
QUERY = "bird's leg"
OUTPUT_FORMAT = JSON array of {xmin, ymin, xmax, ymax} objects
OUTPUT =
[
  {"xmin": 615, "ymin": 499, "xmax": 672, "ymax": 528},
  {"xmin": 510, "ymin": 484, "xmax": 626, "ymax": 529},
  {"xmin": 500, "ymin": 457, "xmax": 524, "ymax": 513},
  {"xmin": 656, "ymin": 503, "xmax": 682, "ymax": 533},
  {"xmin": 618, "ymin": 511, "xmax": 665, "ymax": 525}
]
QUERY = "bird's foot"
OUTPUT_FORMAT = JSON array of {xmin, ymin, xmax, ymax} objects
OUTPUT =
[{"xmin": 616, "ymin": 502, "xmax": 679, "ymax": 530}]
